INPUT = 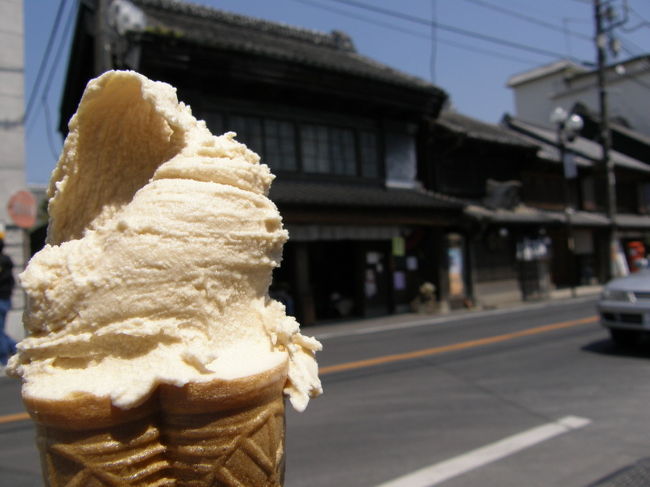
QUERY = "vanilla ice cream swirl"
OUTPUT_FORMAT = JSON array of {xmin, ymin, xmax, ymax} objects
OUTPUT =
[{"xmin": 8, "ymin": 71, "xmax": 322, "ymax": 412}]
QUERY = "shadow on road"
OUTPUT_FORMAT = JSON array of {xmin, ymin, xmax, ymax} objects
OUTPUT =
[
  {"xmin": 587, "ymin": 457, "xmax": 650, "ymax": 486},
  {"xmin": 581, "ymin": 337, "xmax": 650, "ymax": 360}
]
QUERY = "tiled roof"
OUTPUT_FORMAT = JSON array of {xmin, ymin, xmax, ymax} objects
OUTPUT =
[
  {"xmin": 436, "ymin": 111, "xmax": 535, "ymax": 148},
  {"xmin": 503, "ymin": 115, "xmax": 650, "ymax": 174},
  {"xmin": 465, "ymin": 204, "xmax": 559, "ymax": 225},
  {"xmin": 574, "ymin": 101, "xmax": 650, "ymax": 146},
  {"xmin": 570, "ymin": 211, "xmax": 611, "ymax": 227},
  {"xmin": 465, "ymin": 204, "xmax": 612, "ymax": 227},
  {"xmin": 611, "ymin": 121, "xmax": 650, "ymax": 146},
  {"xmin": 269, "ymin": 180, "xmax": 464, "ymax": 210},
  {"xmin": 498, "ymin": 123, "xmax": 592, "ymax": 169},
  {"xmin": 616, "ymin": 213, "xmax": 650, "ymax": 229},
  {"xmin": 127, "ymin": 0, "xmax": 441, "ymax": 94}
]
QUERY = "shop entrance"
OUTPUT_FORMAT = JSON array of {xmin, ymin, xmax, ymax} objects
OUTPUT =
[
  {"xmin": 309, "ymin": 241, "xmax": 358, "ymax": 320},
  {"xmin": 272, "ymin": 239, "xmax": 393, "ymax": 324},
  {"xmin": 361, "ymin": 242, "xmax": 391, "ymax": 317}
]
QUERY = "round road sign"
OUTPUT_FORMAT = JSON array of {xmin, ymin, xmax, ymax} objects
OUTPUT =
[{"xmin": 7, "ymin": 190, "xmax": 37, "ymax": 229}]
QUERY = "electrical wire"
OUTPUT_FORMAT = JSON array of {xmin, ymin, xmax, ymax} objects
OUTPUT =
[
  {"xmin": 324, "ymin": 0, "xmax": 588, "ymax": 62},
  {"xmin": 38, "ymin": 0, "xmax": 77, "ymax": 159},
  {"xmin": 294, "ymin": 0, "xmax": 429, "ymax": 39},
  {"xmin": 40, "ymin": 1, "xmax": 76, "ymax": 104},
  {"xmin": 463, "ymin": 0, "xmax": 592, "ymax": 42},
  {"xmin": 614, "ymin": 40, "xmax": 650, "ymax": 91},
  {"xmin": 621, "ymin": 4, "xmax": 650, "ymax": 32},
  {"xmin": 430, "ymin": 0, "xmax": 437, "ymax": 84},
  {"xmin": 23, "ymin": 0, "xmax": 69, "ymax": 124},
  {"xmin": 42, "ymin": 103, "xmax": 61, "ymax": 161},
  {"xmin": 292, "ymin": 0, "xmax": 542, "ymax": 65},
  {"xmin": 437, "ymin": 37, "xmax": 544, "ymax": 66},
  {"xmin": 617, "ymin": 34, "xmax": 645, "ymax": 57}
]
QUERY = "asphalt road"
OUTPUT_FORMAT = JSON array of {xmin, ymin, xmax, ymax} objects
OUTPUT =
[
  {"xmin": 284, "ymin": 298, "xmax": 650, "ymax": 487},
  {"xmin": 2, "ymin": 297, "xmax": 650, "ymax": 486}
]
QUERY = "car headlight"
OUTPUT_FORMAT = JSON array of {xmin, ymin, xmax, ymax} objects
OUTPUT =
[{"xmin": 601, "ymin": 289, "xmax": 634, "ymax": 302}]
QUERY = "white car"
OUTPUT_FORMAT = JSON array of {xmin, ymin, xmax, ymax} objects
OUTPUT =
[{"xmin": 598, "ymin": 269, "xmax": 650, "ymax": 345}]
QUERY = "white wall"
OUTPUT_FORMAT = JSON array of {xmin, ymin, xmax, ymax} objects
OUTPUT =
[
  {"xmin": 0, "ymin": 0, "xmax": 26, "ymax": 340},
  {"xmin": 510, "ymin": 57, "xmax": 650, "ymax": 137}
]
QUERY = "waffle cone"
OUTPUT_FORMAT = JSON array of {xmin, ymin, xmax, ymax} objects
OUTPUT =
[{"xmin": 24, "ymin": 363, "xmax": 288, "ymax": 486}]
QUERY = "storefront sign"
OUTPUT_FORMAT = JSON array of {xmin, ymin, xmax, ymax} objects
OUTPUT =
[{"xmin": 392, "ymin": 236, "xmax": 405, "ymax": 256}]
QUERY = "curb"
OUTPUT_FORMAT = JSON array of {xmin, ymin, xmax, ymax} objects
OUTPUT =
[{"xmin": 310, "ymin": 289, "xmax": 602, "ymax": 340}]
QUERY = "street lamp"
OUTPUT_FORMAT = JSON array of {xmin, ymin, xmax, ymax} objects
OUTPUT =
[
  {"xmin": 551, "ymin": 107, "xmax": 583, "ymax": 297},
  {"xmin": 551, "ymin": 108, "xmax": 584, "ymax": 142}
]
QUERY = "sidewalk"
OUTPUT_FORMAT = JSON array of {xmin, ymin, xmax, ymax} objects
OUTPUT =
[
  {"xmin": 308, "ymin": 284, "xmax": 602, "ymax": 338},
  {"xmin": 2, "ymin": 284, "xmax": 603, "ymax": 345},
  {"xmin": 550, "ymin": 284, "xmax": 603, "ymax": 300}
]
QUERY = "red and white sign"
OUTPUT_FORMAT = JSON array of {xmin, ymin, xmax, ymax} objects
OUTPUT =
[{"xmin": 7, "ymin": 190, "xmax": 37, "ymax": 229}]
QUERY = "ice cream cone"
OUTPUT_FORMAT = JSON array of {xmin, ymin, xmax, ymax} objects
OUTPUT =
[
  {"xmin": 24, "ymin": 363, "xmax": 287, "ymax": 487},
  {"xmin": 26, "ymin": 393, "xmax": 172, "ymax": 487},
  {"xmin": 160, "ymin": 363, "xmax": 287, "ymax": 486},
  {"xmin": 9, "ymin": 70, "xmax": 322, "ymax": 486}
]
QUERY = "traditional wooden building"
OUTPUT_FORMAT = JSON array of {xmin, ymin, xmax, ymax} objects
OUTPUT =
[
  {"xmin": 504, "ymin": 115, "xmax": 650, "ymax": 281},
  {"xmin": 60, "ymin": 0, "xmax": 464, "ymax": 324},
  {"xmin": 426, "ymin": 110, "xmax": 650, "ymax": 307},
  {"xmin": 426, "ymin": 110, "xmax": 552, "ymax": 307},
  {"xmin": 572, "ymin": 101, "xmax": 650, "ymax": 164}
]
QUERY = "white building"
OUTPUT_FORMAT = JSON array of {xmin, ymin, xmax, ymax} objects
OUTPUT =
[
  {"xmin": 507, "ymin": 55, "xmax": 650, "ymax": 137},
  {"xmin": 0, "ymin": 0, "xmax": 26, "ymax": 340}
]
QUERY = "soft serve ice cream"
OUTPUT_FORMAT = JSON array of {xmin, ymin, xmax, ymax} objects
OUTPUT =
[{"xmin": 8, "ymin": 70, "xmax": 322, "ymax": 412}]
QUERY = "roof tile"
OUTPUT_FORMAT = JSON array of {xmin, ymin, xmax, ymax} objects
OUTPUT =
[{"xmin": 129, "ymin": 0, "xmax": 440, "ymax": 92}]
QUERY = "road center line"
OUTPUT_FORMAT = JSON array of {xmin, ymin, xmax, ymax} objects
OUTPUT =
[
  {"xmin": 376, "ymin": 415, "xmax": 592, "ymax": 487},
  {"xmin": 0, "ymin": 411, "xmax": 29, "ymax": 424},
  {"xmin": 319, "ymin": 315, "xmax": 597, "ymax": 375},
  {"xmin": 0, "ymin": 316, "xmax": 597, "ymax": 426}
]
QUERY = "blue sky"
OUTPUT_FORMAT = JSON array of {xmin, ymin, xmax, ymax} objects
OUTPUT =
[{"xmin": 24, "ymin": 0, "xmax": 650, "ymax": 185}]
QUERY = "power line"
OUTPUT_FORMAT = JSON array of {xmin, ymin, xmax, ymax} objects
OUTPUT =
[
  {"xmin": 430, "ymin": 0, "xmax": 437, "ymax": 83},
  {"xmin": 24, "ymin": 0, "xmax": 69, "ymax": 124},
  {"xmin": 43, "ymin": 103, "xmax": 61, "ymax": 161},
  {"xmin": 617, "ymin": 34, "xmax": 645, "ymax": 57},
  {"xmin": 293, "ymin": 0, "xmax": 543, "ymax": 66},
  {"xmin": 294, "ymin": 0, "xmax": 427, "ymax": 39},
  {"xmin": 38, "ymin": 0, "xmax": 77, "ymax": 160},
  {"xmin": 614, "ymin": 41, "xmax": 650, "ymax": 92},
  {"xmin": 438, "ymin": 37, "xmax": 543, "ymax": 66},
  {"xmin": 324, "ymin": 0, "xmax": 588, "ymax": 62},
  {"xmin": 41, "ymin": 1, "xmax": 76, "ymax": 103},
  {"xmin": 621, "ymin": 5, "xmax": 650, "ymax": 32},
  {"xmin": 463, "ymin": 0, "xmax": 592, "ymax": 42}
]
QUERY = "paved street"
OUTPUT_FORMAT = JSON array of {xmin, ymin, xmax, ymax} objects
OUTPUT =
[
  {"xmin": 0, "ymin": 371, "xmax": 38, "ymax": 486},
  {"xmin": 3, "ymin": 296, "xmax": 650, "ymax": 486},
  {"xmin": 284, "ymin": 297, "xmax": 650, "ymax": 487}
]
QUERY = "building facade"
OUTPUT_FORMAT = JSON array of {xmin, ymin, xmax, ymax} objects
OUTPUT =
[
  {"xmin": 507, "ymin": 56, "xmax": 650, "ymax": 137},
  {"xmin": 425, "ymin": 110, "xmax": 650, "ymax": 308},
  {"xmin": 56, "ymin": 1, "xmax": 650, "ymax": 322},
  {"xmin": 1, "ymin": 0, "xmax": 27, "ymax": 340},
  {"xmin": 507, "ymin": 56, "xmax": 650, "ymax": 283},
  {"xmin": 60, "ymin": 0, "xmax": 465, "ymax": 325}
]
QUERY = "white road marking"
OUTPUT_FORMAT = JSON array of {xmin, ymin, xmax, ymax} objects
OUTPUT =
[{"xmin": 375, "ymin": 416, "xmax": 591, "ymax": 487}]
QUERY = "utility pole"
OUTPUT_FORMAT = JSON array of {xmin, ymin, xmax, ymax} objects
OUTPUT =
[{"xmin": 593, "ymin": 0, "xmax": 622, "ymax": 279}]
